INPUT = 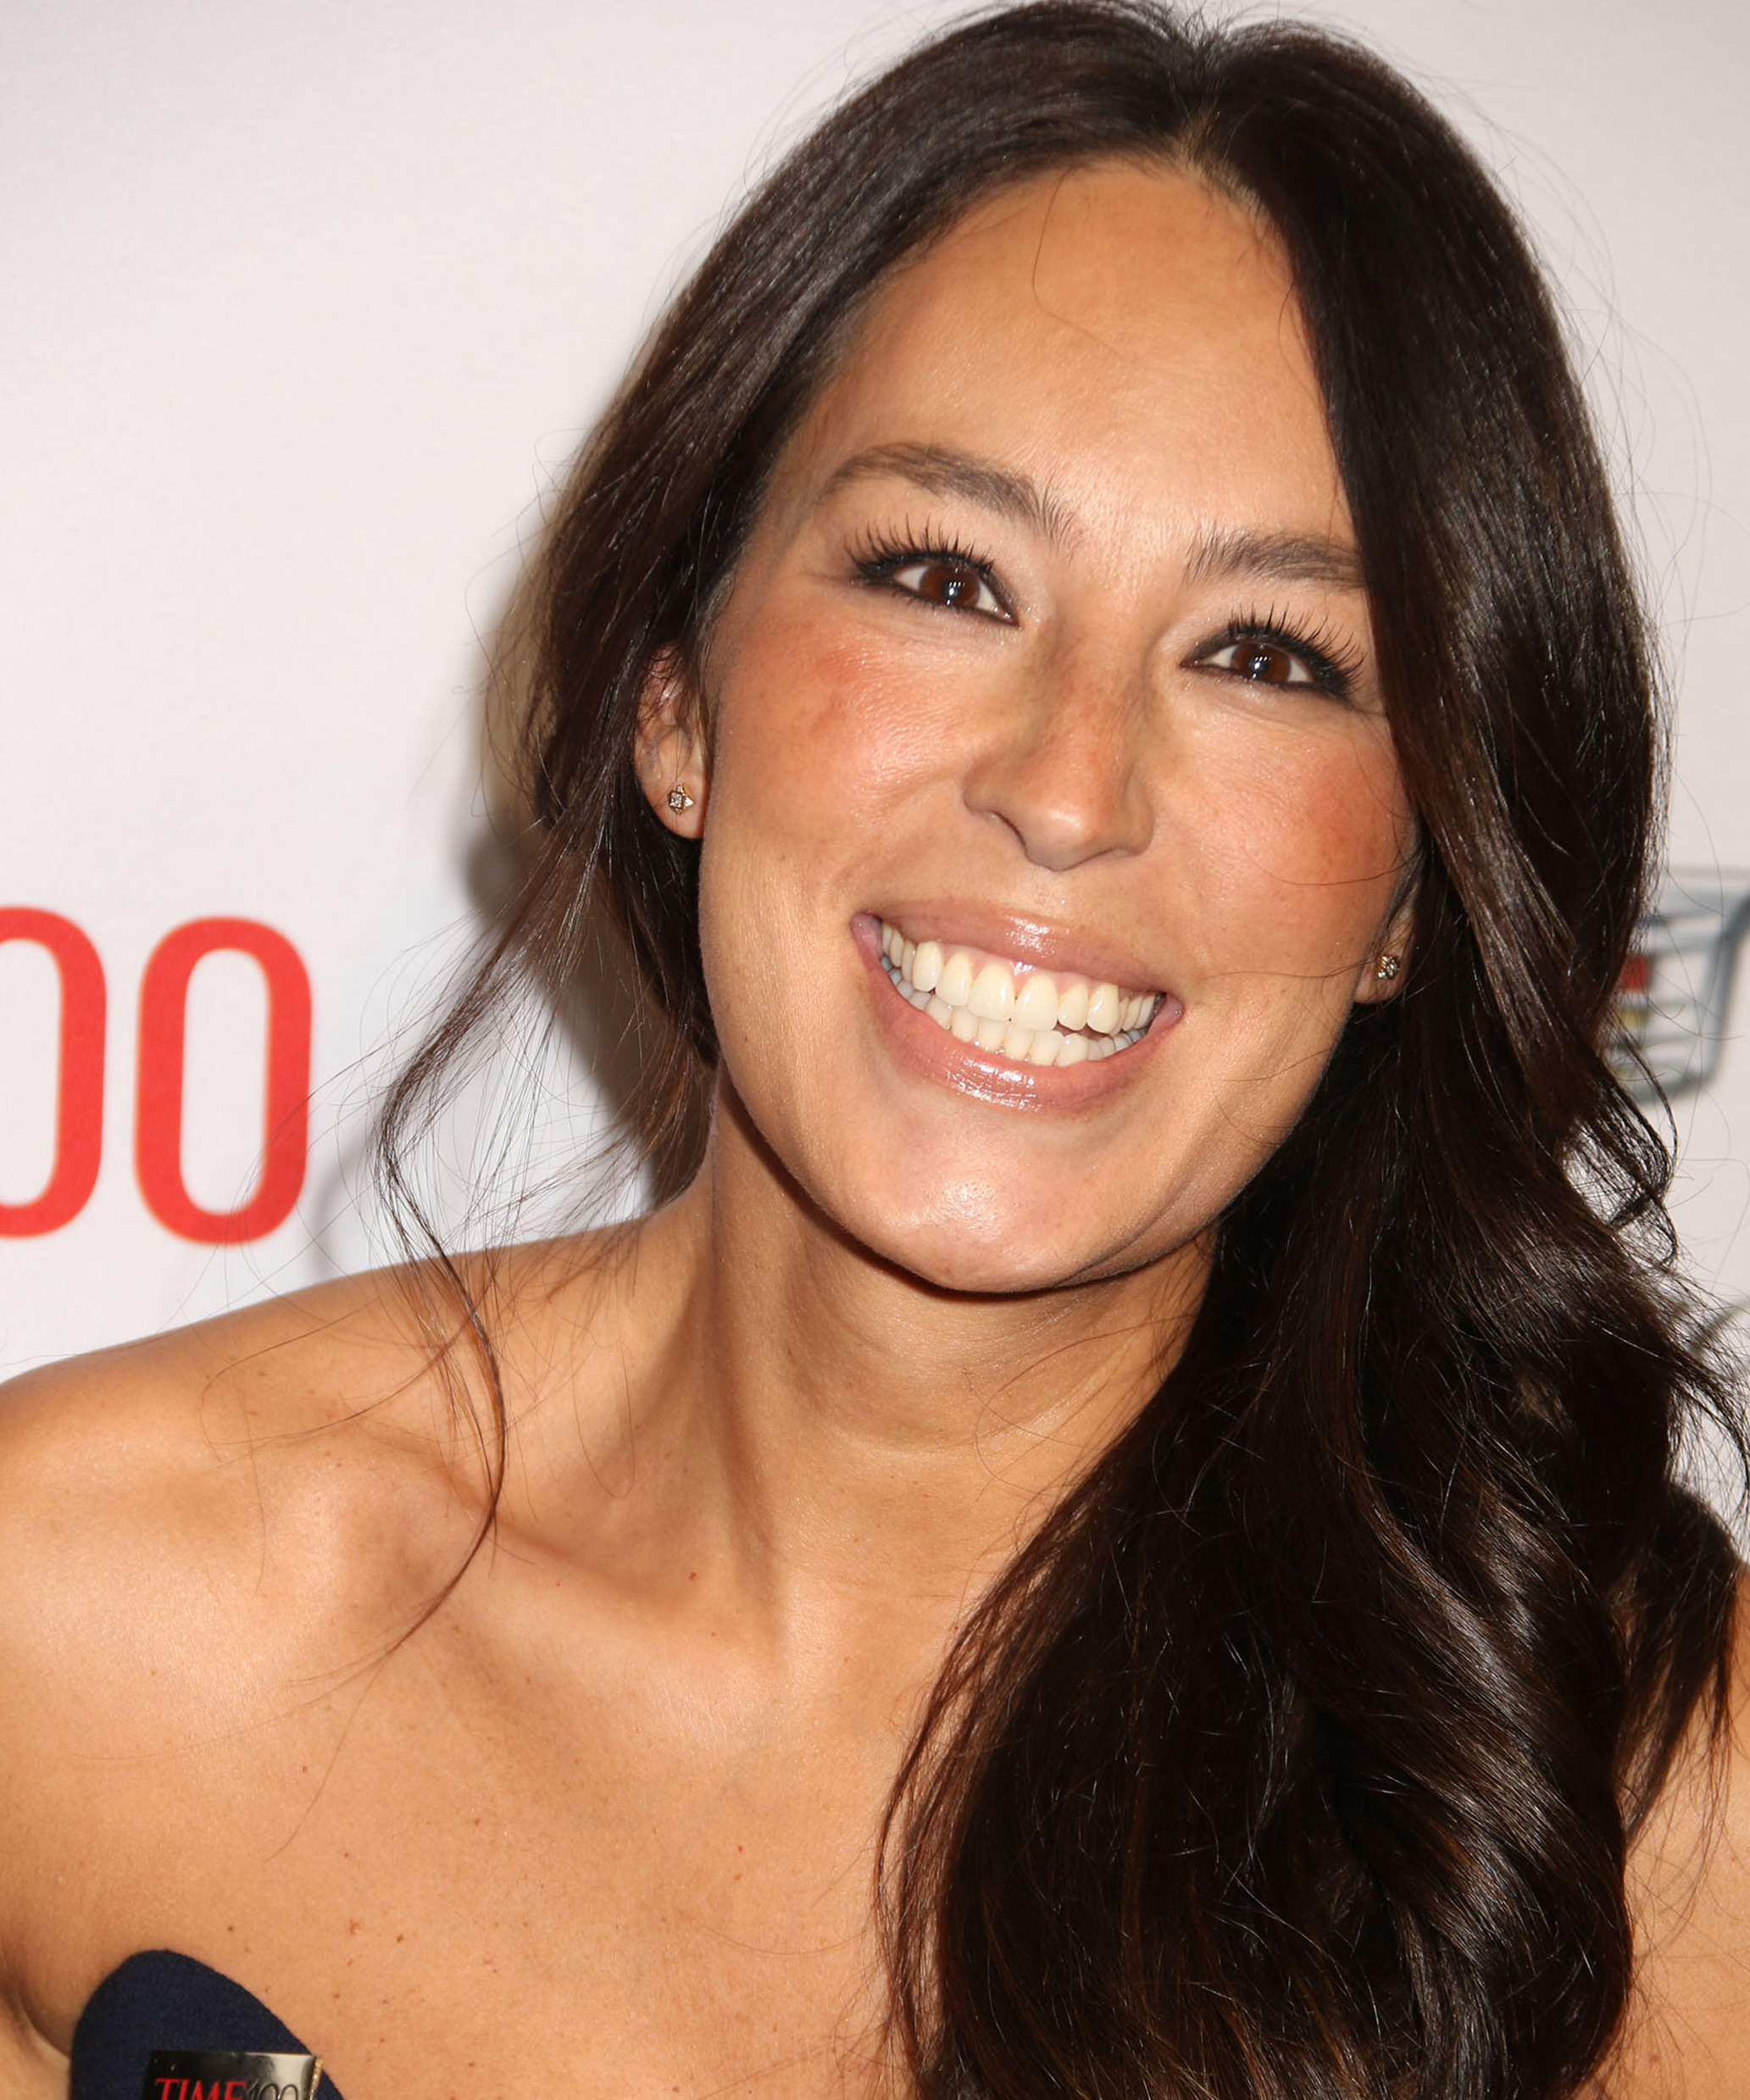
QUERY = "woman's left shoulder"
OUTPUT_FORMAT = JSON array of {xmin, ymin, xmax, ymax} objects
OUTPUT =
[{"xmin": 1614, "ymin": 1569, "xmax": 1750, "ymax": 2097}]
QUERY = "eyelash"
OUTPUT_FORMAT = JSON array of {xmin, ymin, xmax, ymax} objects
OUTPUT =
[
  {"xmin": 848, "ymin": 524, "xmax": 1010, "ymax": 618},
  {"xmin": 847, "ymin": 532, "xmax": 1363, "ymax": 699},
  {"xmin": 1196, "ymin": 605, "xmax": 1364, "ymax": 700}
]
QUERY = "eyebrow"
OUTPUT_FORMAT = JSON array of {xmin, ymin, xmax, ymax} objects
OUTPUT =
[
  {"xmin": 816, "ymin": 442, "xmax": 1074, "ymax": 546},
  {"xmin": 816, "ymin": 441, "xmax": 1368, "ymax": 592},
  {"xmin": 1184, "ymin": 523, "xmax": 1366, "ymax": 593}
]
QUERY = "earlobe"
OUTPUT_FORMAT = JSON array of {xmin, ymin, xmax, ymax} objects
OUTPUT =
[
  {"xmin": 1353, "ymin": 949, "xmax": 1401, "ymax": 1006},
  {"xmin": 634, "ymin": 650, "xmax": 708, "ymax": 839},
  {"xmin": 1354, "ymin": 914, "xmax": 1414, "ymax": 1004},
  {"xmin": 1352, "ymin": 848, "xmax": 1419, "ymax": 1004}
]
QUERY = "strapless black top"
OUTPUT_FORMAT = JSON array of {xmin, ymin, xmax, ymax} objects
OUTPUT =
[{"xmin": 71, "ymin": 1953, "xmax": 345, "ymax": 2100}]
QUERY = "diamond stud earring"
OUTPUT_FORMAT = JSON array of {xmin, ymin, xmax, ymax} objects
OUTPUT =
[
  {"xmin": 666, "ymin": 783, "xmax": 695, "ymax": 814},
  {"xmin": 1375, "ymin": 953, "xmax": 1400, "ymax": 983}
]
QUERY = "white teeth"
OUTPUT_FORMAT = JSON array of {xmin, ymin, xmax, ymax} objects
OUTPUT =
[
  {"xmin": 1055, "ymin": 980, "xmax": 1090, "ymax": 1033},
  {"xmin": 1014, "ymin": 972, "xmax": 1059, "ymax": 1032},
  {"xmin": 936, "ymin": 950, "xmax": 975, "ymax": 1009},
  {"xmin": 877, "ymin": 920, "xmax": 1162, "ymax": 1074},
  {"xmin": 968, "ymin": 960, "xmax": 1016, "ymax": 1023},
  {"xmin": 1086, "ymin": 982, "xmax": 1121, "ymax": 1036}
]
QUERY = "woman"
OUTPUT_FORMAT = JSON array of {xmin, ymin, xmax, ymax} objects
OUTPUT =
[{"xmin": 0, "ymin": 4, "xmax": 1744, "ymax": 2095}]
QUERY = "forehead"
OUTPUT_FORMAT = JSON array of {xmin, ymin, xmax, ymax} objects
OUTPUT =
[{"xmin": 784, "ymin": 159, "xmax": 1348, "ymax": 549}]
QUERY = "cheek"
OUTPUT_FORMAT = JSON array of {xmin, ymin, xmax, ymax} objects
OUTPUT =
[
  {"xmin": 695, "ymin": 611, "xmax": 953, "ymax": 1075},
  {"xmin": 707, "ymin": 611, "xmax": 969, "ymax": 848},
  {"xmin": 1169, "ymin": 712, "xmax": 1409, "ymax": 976}
]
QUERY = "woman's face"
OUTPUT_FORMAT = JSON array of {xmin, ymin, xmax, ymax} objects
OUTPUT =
[{"xmin": 661, "ymin": 162, "xmax": 1415, "ymax": 1293}]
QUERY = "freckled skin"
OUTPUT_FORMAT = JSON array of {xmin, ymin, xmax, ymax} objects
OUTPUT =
[{"xmin": 690, "ymin": 164, "xmax": 1414, "ymax": 1294}]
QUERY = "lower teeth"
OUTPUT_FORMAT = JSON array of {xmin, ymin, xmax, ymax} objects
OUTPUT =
[{"xmin": 881, "ymin": 957, "xmax": 1147, "ymax": 1065}]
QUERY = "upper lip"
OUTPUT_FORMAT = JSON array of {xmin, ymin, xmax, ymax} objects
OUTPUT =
[{"xmin": 865, "ymin": 902, "xmax": 1169, "ymax": 995}]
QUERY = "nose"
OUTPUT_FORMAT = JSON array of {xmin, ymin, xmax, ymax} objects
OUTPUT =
[{"xmin": 960, "ymin": 639, "xmax": 1154, "ymax": 872}]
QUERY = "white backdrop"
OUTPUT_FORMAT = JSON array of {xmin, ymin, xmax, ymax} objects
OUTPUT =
[{"xmin": 3, "ymin": 0, "xmax": 1749, "ymax": 1377}]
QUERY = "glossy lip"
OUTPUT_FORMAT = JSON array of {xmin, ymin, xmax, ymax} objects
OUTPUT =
[
  {"xmin": 866, "ymin": 901, "xmax": 1169, "ymax": 996},
  {"xmin": 853, "ymin": 912, "xmax": 1183, "ymax": 1108}
]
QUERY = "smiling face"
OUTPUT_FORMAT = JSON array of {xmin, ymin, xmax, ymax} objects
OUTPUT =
[{"xmin": 641, "ymin": 160, "xmax": 1416, "ymax": 1295}]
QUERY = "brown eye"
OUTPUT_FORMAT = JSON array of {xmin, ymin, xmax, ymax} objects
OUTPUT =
[
  {"xmin": 1201, "ymin": 637, "xmax": 1313, "ymax": 686},
  {"xmin": 888, "ymin": 557, "xmax": 1006, "ymax": 619}
]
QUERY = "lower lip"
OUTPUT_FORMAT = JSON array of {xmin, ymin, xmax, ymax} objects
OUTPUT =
[{"xmin": 853, "ymin": 914, "xmax": 1180, "ymax": 1108}]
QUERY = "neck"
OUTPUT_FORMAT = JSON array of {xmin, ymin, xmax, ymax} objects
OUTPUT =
[{"xmin": 591, "ymin": 1081, "xmax": 1208, "ymax": 1627}]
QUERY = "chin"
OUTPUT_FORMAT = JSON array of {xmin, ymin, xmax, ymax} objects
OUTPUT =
[
  {"xmin": 897, "ymin": 1243, "xmax": 1081, "ymax": 1297},
  {"xmin": 858, "ymin": 1192, "xmax": 1103, "ymax": 1298}
]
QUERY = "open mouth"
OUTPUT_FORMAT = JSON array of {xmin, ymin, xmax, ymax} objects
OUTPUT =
[{"xmin": 875, "ymin": 916, "xmax": 1164, "ymax": 1068}]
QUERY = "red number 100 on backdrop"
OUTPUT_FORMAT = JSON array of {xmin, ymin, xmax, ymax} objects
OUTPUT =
[{"xmin": 0, "ymin": 908, "xmax": 312, "ymax": 1244}]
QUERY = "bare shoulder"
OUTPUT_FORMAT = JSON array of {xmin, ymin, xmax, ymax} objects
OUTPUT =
[
  {"xmin": 0, "ymin": 1226, "xmax": 664, "ymax": 2072},
  {"xmin": 0, "ymin": 1226, "xmax": 649, "ymax": 1780},
  {"xmin": 1612, "ymin": 1573, "xmax": 1750, "ymax": 2098},
  {"xmin": 0, "ymin": 1269, "xmax": 478, "ymax": 1673},
  {"xmin": 0, "ymin": 1269, "xmax": 491, "ymax": 2018}
]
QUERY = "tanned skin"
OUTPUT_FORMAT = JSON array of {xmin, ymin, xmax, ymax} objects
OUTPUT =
[{"xmin": 0, "ymin": 167, "xmax": 1741, "ymax": 2098}]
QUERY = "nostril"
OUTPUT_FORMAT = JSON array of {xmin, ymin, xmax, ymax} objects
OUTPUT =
[
  {"xmin": 967, "ymin": 791, "xmax": 1152, "ymax": 874},
  {"xmin": 962, "ymin": 731, "xmax": 1152, "ymax": 871}
]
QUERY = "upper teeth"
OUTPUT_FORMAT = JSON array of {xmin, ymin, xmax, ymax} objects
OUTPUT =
[{"xmin": 876, "ymin": 919, "xmax": 1160, "ymax": 1067}]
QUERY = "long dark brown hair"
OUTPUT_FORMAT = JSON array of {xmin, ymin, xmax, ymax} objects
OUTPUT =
[{"xmin": 375, "ymin": 7, "xmax": 1746, "ymax": 2095}]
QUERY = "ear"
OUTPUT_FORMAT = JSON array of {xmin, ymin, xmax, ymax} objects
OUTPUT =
[
  {"xmin": 632, "ymin": 648, "xmax": 708, "ymax": 840},
  {"xmin": 1352, "ymin": 893, "xmax": 1416, "ymax": 1005}
]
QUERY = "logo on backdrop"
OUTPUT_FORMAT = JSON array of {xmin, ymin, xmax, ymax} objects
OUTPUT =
[
  {"xmin": 1613, "ymin": 870, "xmax": 1750, "ymax": 1102},
  {"xmin": 0, "ymin": 908, "xmax": 311, "ymax": 1243}
]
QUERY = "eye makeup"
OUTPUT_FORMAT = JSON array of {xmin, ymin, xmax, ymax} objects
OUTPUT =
[
  {"xmin": 842, "ymin": 519, "xmax": 1368, "ymax": 699},
  {"xmin": 847, "ymin": 520, "xmax": 1013, "ymax": 620},
  {"xmin": 1188, "ymin": 604, "xmax": 1365, "ymax": 699}
]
